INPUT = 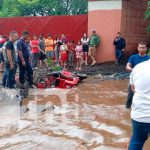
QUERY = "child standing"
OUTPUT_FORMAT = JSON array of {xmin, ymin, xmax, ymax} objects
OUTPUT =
[
  {"xmin": 59, "ymin": 41, "xmax": 68, "ymax": 70},
  {"xmin": 75, "ymin": 41, "xmax": 83, "ymax": 70},
  {"xmin": 68, "ymin": 40, "xmax": 76, "ymax": 68}
]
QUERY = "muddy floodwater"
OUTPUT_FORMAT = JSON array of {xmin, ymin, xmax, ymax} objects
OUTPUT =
[{"xmin": 0, "ymin": 78, "xmax": 150, "ymax": 150}]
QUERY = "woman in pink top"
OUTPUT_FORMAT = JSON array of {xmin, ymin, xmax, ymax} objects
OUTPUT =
[{"xmin": 75, "ymin": 40, "xmax": 83, "ymax": 70}]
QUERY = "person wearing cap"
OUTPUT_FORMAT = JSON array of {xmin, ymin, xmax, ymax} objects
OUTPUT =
[
  {"xmin": 45, "ymin": 34, "xmax": 54, "ymax": 62},
  {"xmin": 89, "ymin": 29, "xmax": 100, "ymax": 66}
]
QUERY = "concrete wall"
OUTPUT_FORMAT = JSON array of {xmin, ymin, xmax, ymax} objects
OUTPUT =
[
  {"xmin": 88, "ymin": 0, "xmax": 122, "ymax": 63},
  {"xmin": 88, "ymin": 0, "xmax": 149, "ymax": 63}
]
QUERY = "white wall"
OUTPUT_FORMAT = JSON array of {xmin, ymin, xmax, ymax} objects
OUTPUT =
[{"xmin": 89, "ymin": 0, "xmax": 122, "ymax": 11}]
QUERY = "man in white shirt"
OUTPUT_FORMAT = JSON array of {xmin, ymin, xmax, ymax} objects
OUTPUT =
[{"xmin": 129, "ymin": 59, "xmax": 150, "ymax": 150}]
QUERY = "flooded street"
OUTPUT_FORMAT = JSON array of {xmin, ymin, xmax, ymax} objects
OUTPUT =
[{"xmin": 0, "ymin": 77, "xmax": 150, "ymax": 150}]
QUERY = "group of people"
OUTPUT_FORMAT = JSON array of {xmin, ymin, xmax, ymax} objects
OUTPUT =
[
  {"xmin": 1, "ymin": 29, "xmax": 150, "ymax": 149},
  {"xmin": 109, "ymin": 32, "xmax": 150, "ymax": 150},
  {"xmin": 45, "ymin": 30, "xmax": 100, "ymax": 69},
  {"xmin": 25, "ymin": 29, "xmax": 100, "ymax": 70},
  {"xmin": 0, "ymin": 29, "xmax": 100, "ymax": 88},
  {"xmin": 125, "ymin": 42, "xmax": 150, "ymax": 150},
  {"xmin": 113, "ymin": 36, "xmax": 150, "ymax": 149},
  {"xmin": 0, "ymin": 31, "xmax": 33, "ymax": 88}
]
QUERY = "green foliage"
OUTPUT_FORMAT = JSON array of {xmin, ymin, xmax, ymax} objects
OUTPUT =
[
  {"xmin": 47, "ymin": 58, "xmax": 53, "ymax": 67},
  {"xmin": 71, "ymin": 0, "xmax": 88, "ymax": 15},
  {"xmin": 46, "ymin": 58, "xmax": 61, "ymax": 71},
  {"xmin": 52, "ymin": 65, "xmax": 62, "ymax": 71},
  {"xmin": 0, "ymin": 0, "xmax": 88, "ymax": 17},
  {"xmin": 147, "ymin": 48, "xmax": 150, "ymax": 55},
  {"xmin": 0, "ymin": 0, "xmax": 3, "ymax": 10},
  {"xmin": 145, "ymin": 1, "xmax": 150, "ymax": 33},
  {"xmin": 0, "ymin": 0, "xmax": 20, "ymax": 17},
  {"xmin": 145, "ymin": 1, "xmax": 150, "ymax": 19}
]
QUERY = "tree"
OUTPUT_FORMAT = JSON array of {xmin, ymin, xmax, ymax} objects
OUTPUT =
[
  {"xmin": 71, "ymin": 0, "xmax": 88, "ymax": 15},
  {"xmin": 0, "ymin": 0, "xmax": 3, "ymax": 10},
  {"xmin": 145, "ymin": 0, "xmax": 150, "ymax": 33},
  {"xmin": 0, "ymin": 0, "xmax": 88, "ymax": 17},
  {"xmin": 0, "ymin": 0, "xmax": 20, "ymax": 17}
]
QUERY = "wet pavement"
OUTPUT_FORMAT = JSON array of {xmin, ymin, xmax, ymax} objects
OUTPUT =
[{"xmin": 0, "ymin": 77, "xmax": 150, "ymax": 150}]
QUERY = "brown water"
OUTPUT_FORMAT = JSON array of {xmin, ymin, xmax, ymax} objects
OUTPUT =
[{"xmin": 0, "ymin": 78, "xmax": 150, "ymax": 150}]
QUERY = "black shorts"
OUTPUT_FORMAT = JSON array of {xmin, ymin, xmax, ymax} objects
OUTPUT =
[
  {"xmin": 83, "ymin": 45, "xmax": 89, "ymax": 52},
  {"xmin": 0, "ymin": 52, "xmax": 4, "ymax": 62},
  {"xmin": 39, "ymin": 52, "xmax": 46, "ymax": 60}
]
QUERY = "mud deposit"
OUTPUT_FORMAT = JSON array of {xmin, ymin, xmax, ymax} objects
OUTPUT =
[{"xmin": 0, "ymin": 77, "xmax": 150, "ymax": 150}]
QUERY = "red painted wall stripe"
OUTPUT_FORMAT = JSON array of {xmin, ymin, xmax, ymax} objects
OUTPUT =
[{"xmin": 0, "ymin": 15, "xmax": 88, "ymax": 42}]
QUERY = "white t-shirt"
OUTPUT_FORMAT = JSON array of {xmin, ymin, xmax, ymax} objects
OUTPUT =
[
  {"xmin": 130, "ymin": 60, "xmax": 150, "ymax": 123},
  {"xmin": 60, "ymin": 44, "xmax": 67, "ymax": 51},
  {"xmin": 81, "ymin": 37, "xmax": 89, "ymax": 45}
]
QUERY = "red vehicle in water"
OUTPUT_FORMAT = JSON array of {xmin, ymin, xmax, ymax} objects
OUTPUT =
[{"xmin": 36, "ymin": 70, "xmax": 87, "ymax": 89}]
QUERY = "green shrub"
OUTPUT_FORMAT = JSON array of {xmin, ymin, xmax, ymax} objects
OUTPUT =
[{"xmin": 147, "ymin": 48, "xmax": 150, "ymax": 55}]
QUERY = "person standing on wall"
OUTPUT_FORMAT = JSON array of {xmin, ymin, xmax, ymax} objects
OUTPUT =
[
  {"xmin": 2, "ymin": 31, "xmax": 18, "ymax": 88},
  {"xmin": 89, "ymin": 29, "xmax": 100, "ymax": 66},
  {"xmin": 17, "ymin": 30, "xmax": 33, "ymax": 87},
  {"xmin": 125, "ymin": 42, "xmax": 149, "ymax": 109},
  {"xmin": 113, "ymin": 32, "xmax": 126, "ymax": 65},
  {"xmin": 30, "ymin": 35, "xmax": 39, "ymax": 68},
  {"xmin": 81, "ymin": 33, "xmax": 89, "ymax": 66}
]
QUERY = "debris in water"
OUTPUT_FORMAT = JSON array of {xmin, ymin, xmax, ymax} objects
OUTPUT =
[{"xmin": 94, "ymin": 72, "xmax": 130, "ymax": 81}]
